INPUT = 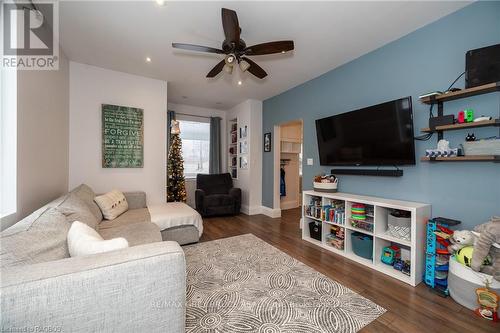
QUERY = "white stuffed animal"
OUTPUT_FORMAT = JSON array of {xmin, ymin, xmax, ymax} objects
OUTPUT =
[{"xmin": 448, "ymin": 230, "xmax": 476, "ymax": 253}]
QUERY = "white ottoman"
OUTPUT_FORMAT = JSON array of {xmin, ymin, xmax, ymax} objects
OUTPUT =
[{"xmin": 149, "ymin": 202, "xmax": 203, "ymax": 245}]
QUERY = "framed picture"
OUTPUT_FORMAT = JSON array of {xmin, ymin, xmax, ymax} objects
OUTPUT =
[
  {"xmin": 239, "ymin": 156, "xmax": 248, "ymax": 169},
  {"xmin": 239, "ymin": 141, "xmax": 248, "ymax": 154},
  {"xmin": 102, "ymin": 104, "xmax": 144, "ymax": 168},
  {"xmin": 264, "ymin": 132, "xmax": 271, "ymax": 152},
  {"xmin": 240, "ymin": 125, "xmax": 247, "ymax": 139}
]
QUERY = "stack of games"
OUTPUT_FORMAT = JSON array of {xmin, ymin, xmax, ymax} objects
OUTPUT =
[
  {"xmin": 326, "ymin": 225, "xmax": 345, "ymax": 250},
  {"xmin": 351, "ymin": 204, "xmax": 366, "ymax": 220},
  {"xmin": 322, "ymin": 200, "xmax": 345, "ymax": 225}
]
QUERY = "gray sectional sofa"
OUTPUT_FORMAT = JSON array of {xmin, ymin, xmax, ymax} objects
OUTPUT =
[{"xmin": 0, "ymin": 184, "xmax": 191, "ymax": 332}]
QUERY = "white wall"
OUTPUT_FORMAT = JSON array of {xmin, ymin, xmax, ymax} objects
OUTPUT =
[
  {"xmin": 167, "ymin": 103, "xmax": 227, "ymax": 208},
  {"xmin": 227, "ymin": 99, "xmax": 262, "ymax": 215},
  {"xmin": 69, "ymin": 62, "xmax": 167, "ymax": 204},
  {"xmin": 1, "ymin": 52, "xmax": 70, "ymax": 230}
]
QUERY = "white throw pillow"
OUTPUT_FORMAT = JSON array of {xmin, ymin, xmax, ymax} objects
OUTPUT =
[
  {"xmin": 67, "ymin": 221, "xmax": 129, "ymax": 257},
  {"xmin": 94, "ymin": 190, "xmax": 128, "ymax": 220}
]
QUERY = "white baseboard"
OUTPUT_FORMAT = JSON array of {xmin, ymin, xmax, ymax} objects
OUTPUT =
[
  {"xmin": 240, "ymin": 205, "xmax": 263, "ymax": 215},
  {"xmin": 280, "ymin": 200, "xmax": 299, "ymax": 210},
  {"xmin": 260, "ymin": 206, "xmax": 281, "ymax": 218}
]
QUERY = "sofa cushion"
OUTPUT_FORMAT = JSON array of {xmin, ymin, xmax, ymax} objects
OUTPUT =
[
  {"xmin": 58, "ymin": 193, "xmax": 100, "ymax": 229},
  {"xmin": 98, "ymin": 222, "xmax": 161, "ymax": 247},
  {"xmin": 94, "ymin": 190, "xmax": 129, "ymax": 220},
  {"xmin": 71, "ymin": 184, "xmax": 103, "ymax": 221},
  {"xmin": 67, "ymin": 221, "xmax": 129, "ymax": 257},
  {"xmin": 205, "ymin": 194, "xmax": 234, "ymax": 207},
  {"xmin": 98, "ymin": 208, "xmax": 151, "ymax": 230},
  {"xmin": 0, "ymin": 208, "xmax": 70, "ymax": 268}
]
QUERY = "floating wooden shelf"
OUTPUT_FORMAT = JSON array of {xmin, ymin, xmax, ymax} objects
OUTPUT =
[
  {"xmin": 421, "ymin": 119, "xmax": 499, "ymax": 133},
  {"xmin": 421, "ymin": 155, "xmax": 499, "ymax": 162},
  {"xmin": 420, "ymin": 82, "xmax": 500, "ymax": 105}
]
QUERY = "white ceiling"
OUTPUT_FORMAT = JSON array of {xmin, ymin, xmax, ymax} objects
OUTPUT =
[{"xmin": 59, "ymin": 1, "xmax": 470, "ymax": 110}]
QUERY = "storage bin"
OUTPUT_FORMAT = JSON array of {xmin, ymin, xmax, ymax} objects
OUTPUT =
[
  {"xmin": 308, "ymin": 221, "xmax": 322, "ymax": 241},
  {"xmin": 387, "ymin": 211, "xmax": 411, "ymax": 241},
  {"xmin": 351, "ymin": 232, "xmax": 373, "ymax": 260},
  {"xmin": 463, "ymin": 139, "xmax": 500, "ymax": 156},
  {"xmin": 448, "ymin": 256, "xmax": 500, "ymax": 311}
]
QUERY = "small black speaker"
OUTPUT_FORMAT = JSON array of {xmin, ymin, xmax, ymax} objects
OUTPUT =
[{"xmin": 465, "ymin": 43, "xmax": 500, "ymax": 88}]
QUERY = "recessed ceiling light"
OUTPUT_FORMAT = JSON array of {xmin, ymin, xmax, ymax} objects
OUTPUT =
[
  {"xmin": 145, "ymin": 57, "xmax": 151, "ymax": 63},
  {"xmin": 156, "ymin": 0, "xmax": 166, "ymax": 6},
  {"xmin": 237, "ymin": 81, "xmax": 242, "ymax": 86}
]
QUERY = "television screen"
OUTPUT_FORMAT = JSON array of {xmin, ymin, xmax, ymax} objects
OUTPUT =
[{"xmin": 315, "ymin": 97, "xmax": 415, "ymax": 166}]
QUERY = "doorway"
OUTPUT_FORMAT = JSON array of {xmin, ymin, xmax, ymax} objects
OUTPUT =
[{"xmin": 277, "ymin": 120, "xmax": 303, "ymax": 211}]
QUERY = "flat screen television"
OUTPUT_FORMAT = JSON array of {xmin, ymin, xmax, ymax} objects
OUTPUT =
[{"xmin": 315, "ymin": 97, "xmax": 415, "ymax": 166}]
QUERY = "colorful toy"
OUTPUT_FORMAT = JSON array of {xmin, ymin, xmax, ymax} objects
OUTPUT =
[
  {"xmin": 393, "ymin": 259, "xmax": 404, "ymax": 271},
  {"xmin": 458, "ymin": 110, "xmax": 465, "ymax": 123},
  {"xmin": 351, "ymin": 204, "xmax": 366, "ymax": 220},
  {"xmin": 456, "ymin": 246, "xmax": 475, "ymax": 267},
  {"xmin": 402, "ymin": 261, "xmax": 411, "ymax": 276},
  {"xmin": 475, "ymin": 285, "xmax": 499, "ymax": 321},
  {"xmin": 465, "ymin": 108, "xmax": 474, "ymax": 122},
  {"xmin": 425, "ymin": 217, "xmax": 461, "ymax": 297},
  {"xmin": 381, "ymin": 245, "xmax": 401, "ymax": 265}
]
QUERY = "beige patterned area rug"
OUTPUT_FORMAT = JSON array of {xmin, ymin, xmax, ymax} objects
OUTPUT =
[{"xmin": 184, "ymin": 234, "xmax": 385, "ymax": 333}]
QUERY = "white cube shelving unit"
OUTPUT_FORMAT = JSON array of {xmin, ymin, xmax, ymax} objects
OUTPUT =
[{"xmin": 302, "ymin": 191, "xmax": 431, "ymax": 286}]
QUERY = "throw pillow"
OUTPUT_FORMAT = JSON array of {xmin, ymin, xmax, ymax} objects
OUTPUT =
[
  {"xmin": 67, "ymin": 221, "xmax": 129, "ymax": 257},
  {"xmin": 94, "ymin": 190, "xmax": 129, "ymax": 220},
  {"xmin": 58, "ymin": 192, "xmax": 100, "ymax": 229},
  {"xmin": 1, "ymin": 208, "xmax": 71, "ymax": 268}
]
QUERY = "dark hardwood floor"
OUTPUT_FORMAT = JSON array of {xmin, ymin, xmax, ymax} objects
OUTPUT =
[{"xmin": 199, "ymin": 208, "xmax": 498, "ymax": 333}]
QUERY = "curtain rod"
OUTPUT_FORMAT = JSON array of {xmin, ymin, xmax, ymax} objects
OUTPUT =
[{"xmin": 174, "ymin": 112, "xmax": 220, "ymax": 120}]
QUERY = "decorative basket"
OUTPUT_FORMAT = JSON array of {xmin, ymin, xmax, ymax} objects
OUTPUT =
[
  {"xmin": 387, "ymin": 213, "xmax": 411, "ymax": 241},
  {"xmin": 313, "ymin": 181, "xmax": 338, "ymax": 193}
]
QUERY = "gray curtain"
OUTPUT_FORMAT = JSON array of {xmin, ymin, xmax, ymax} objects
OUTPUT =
[
  {"xmin": 167, "ymin": 110, "xmax": 176, "ymax": 149},
  {"xmin": 209, "ymin": 117, "xmax": 221, "ymax": 174}
]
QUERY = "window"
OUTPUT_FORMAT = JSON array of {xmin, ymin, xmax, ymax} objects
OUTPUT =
[
  {"xmin": 178, "ymin": 119, "xmax": 210, "ymax": 178},
  {"xmin": 1, "ymin": 68, "xmax": 17, "ymax": 218}
]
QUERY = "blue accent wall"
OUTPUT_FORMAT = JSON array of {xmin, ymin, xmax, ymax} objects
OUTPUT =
[{"xmin": 262, "ymin": 2, "xmax": 500, "ymax": 229}]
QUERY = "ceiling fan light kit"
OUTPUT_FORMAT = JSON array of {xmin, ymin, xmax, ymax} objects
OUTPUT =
[
  {"xmin": 223, "ymin": 64, "xmax": 233, "ymax": 74},
  {"xmin": 239, "ymin": 60, "xmax": 250, "ymax": 72},
  {"xmin": 172, "ymin": 8, "xmax": 294, "ymax": 79}
]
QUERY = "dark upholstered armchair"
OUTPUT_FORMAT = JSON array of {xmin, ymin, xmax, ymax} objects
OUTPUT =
[{"xmin": 195, "ymin": 173, "xmax": 241, "ymax": 217}]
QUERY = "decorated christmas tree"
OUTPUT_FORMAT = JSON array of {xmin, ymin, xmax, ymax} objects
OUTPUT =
[{"xmin": 167, "ymin": 121, "xmax": 187, "ymax": 202}]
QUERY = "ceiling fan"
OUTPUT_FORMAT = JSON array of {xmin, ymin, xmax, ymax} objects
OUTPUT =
[{"xmin": 172, "ymin": 8, "xmax": 294, "ymax": 79}]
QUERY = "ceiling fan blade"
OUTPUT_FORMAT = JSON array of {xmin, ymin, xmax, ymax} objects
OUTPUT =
[
  {"xmin": 241, "ymin": 57, "xmax": 267, "ymax": 79},
  {"xmin": 244, "ymin": 41, "xmax": 294, "ymax": 56},
  {"xmin": 221, "ymin": 8, "xmax": 240, "ymax": 45},
  {"xmin": 206, "ymin": 60, "xmax": 226, "ymax": 78},
  {"xmin": 172, "ymin": 43, "xmax": 225, "ymax": 54}
]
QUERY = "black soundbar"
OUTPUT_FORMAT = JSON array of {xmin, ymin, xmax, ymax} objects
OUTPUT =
[{"xmin": 331, "ymin": 169, "xmax": 403, "ymax": 177}]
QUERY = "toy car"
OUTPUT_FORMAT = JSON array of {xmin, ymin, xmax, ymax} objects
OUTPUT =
[
  {"xmin": 402, "ymin": 260, "xmax": 411, "ymax": 276},
  {"xmin": 381, "ymin": 245, "xmax": 401, "ymax": 265},
  {"xmin": 393, "ymin": 259, "xmax": 405, "ymax": 271}
]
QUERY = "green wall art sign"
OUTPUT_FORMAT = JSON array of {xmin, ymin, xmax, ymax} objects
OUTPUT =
[{"xmin": 102, "ymin": 104, "xmax": 144, "ymax": 168}]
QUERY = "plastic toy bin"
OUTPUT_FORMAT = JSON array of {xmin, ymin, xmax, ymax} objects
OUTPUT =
[
  {"xmin": 351, "ymin": 232, "xmax": 373, "ymax": 260},
  {"xmin": 308, "ymin": 221, "xmax": 322, "ymax": 241},
  {"xmin": 448, "ymin": 256, "xmax": 500, "ymax": 310}
]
